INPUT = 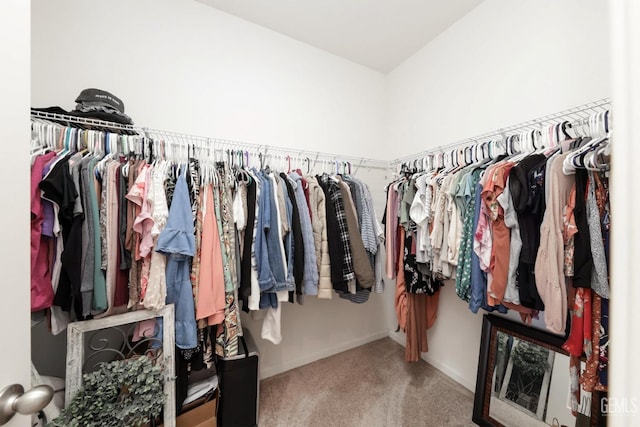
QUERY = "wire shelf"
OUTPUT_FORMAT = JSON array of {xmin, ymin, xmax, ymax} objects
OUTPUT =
[
  {"xmin": 30, "ymin": 109, "xmax": 389, "ymax": 172},
  {"xmin": 390, "ymin": 97, "xmax": 611, "ymax": 166}
]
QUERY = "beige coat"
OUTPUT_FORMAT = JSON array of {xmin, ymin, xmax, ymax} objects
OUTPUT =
[
  {"xmin": 534, "ymin": 153, "xmax": 574, "ymax": 334},
  {"xmin": 306, "ymin": 176, "xmax": 332, "ymax": 298}
]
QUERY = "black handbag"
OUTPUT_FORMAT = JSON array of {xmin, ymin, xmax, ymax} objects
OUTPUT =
[{"xmin": 216, "ymin": 333, "xmax": 259, "ymax": 427}]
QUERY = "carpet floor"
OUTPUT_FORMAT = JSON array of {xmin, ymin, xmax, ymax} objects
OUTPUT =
[{"xmin": 259, "ymin": 338, "xmax": 476, "ymax": 427}]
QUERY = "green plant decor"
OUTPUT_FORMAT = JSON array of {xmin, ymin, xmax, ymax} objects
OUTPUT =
[
  {"xmin": 48, "ymin": 356, "xmax": 165, "ymax": 427},
  {"xmin": 511, "ymin": 341, "xmax": 551, "ymax": 377}
]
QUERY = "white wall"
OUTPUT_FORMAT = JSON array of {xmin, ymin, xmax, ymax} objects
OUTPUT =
[
  {"xmin": 31, "ymin": 0, "xmax": 387, "ymax": 158},
  {"xmin": 1, "ymin": 1, "xmax": 31, "ymax": 426},
  {"xmin": 31, "ymin": 0, "xmax": 391, "ymax": 380},
  {"xmin": 387, "ymin": 0, "xmax": 611, "ymax": 391}
]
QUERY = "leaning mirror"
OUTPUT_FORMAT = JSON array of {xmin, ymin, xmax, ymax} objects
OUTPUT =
[{"xmin": 473, "ymin": 314, "xmax": 604, "ymax": 427}]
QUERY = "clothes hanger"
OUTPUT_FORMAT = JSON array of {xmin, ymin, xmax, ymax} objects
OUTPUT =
[
  {"xmin": 585, "ymin": 111, "xmax": 611, "ymax": 171},
  {"xmin": 499, "ymin": 135, "xmax": 526, "ymax": 163},
  {"xmin": 470, "ymin": 139, "xmax": 500, "ymax": 167},
  {"xmin": 564, "ymin": 112, "xmax": 608, "ymax": 170},
  {"xmin": 236, "ymin": 149, "xmax": 251, "ymax": 185},
  {"xmin": 505, "ymin": 135, "xmax": 515, "ymax": 156},
  {"xmin": 90, "ymin": 130, "xmax": 98, "ymax": 158},
  {"xmin": 526, "ymin": 127, "xmax": 556, "ymax": 156},
  {"xmin": 439, "ymin": 149, "xmax": 455, "ymax": 174},
  {"xmin": 464, "ymin": 146, "xmax": 473, "ymax": 166},
  {"xmin": 435, "ymin": 151, "xmax": 445, "ymax": 170},
  {"xmin": 95, "ymin": 132, "xmax": 114, "ymax": 180},
  {"xmin": 30, "ymin": 121, "xmax": 48, "ymax": 157},
  {"xmin": 202, "ymin": 145, "xmax": 210, "ymax": 185},
  {"xmin": 198, "ymin": 143, "xmax": 206, "ymax": 185},
  {"xmin": 71, "ymin": 127, "xmax": 80, "ymax": 153},
  {"xmin": 76, "ymin": 129, "xmax": 89, "ymax": 156},
  {"xmin": 57, "ymin": 126, "xmax": 70, "ymax": 156}
]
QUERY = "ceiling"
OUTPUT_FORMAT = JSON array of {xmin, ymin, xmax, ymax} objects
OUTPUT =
[{"xmin": 196, "ymin": 0, "xmax": 483, "ymax": 73}]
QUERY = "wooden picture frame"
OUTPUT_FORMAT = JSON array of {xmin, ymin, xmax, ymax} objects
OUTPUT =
[
  {"xmin": 65, "ymin": 305, "xmax": 176, "ymax": 427},
  {"xmin": 473, "ymin": 314, "xmax": 605, "ymax": 427}
]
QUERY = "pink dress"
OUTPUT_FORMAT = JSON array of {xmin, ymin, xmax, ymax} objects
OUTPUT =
[{"xmin": 126, "ymin": 164, "xmax": 155, "ymax": 303}]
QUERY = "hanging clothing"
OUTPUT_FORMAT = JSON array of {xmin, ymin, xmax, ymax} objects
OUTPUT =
[
  {"xmin": 280, "ymin": 173, "xmax": 304, "ymax": 301},
  {"xmin": 238, "ymin": 179, "xmax": 257, "ymax": 311},
  {"xmin": 318, "ymin": 174, "xmax": 351, "ymax": 291},
  {"xmin": 289, "ymin": 172, "xmax": 319, "ymax": 296},
  {"xmin": 306, "ymin": 176, "xmax": 332, "ymax": 299},
  {"xmin": 144, "ymin": 162, "xmax": 169, "ymax": 311},
  {"xmin": 509, "ymin": 154, "xmax": 547, "ymax": 310},
  {"xmin": 196, "ymin": 184, "xmax": 226, "ymax": 325},
  {"xmin": 456, "ymin": 169, "xmax": 480, "ymax": 304},
  {"xmin": 535, "ymin": 153, "xmax": 574, "ymax": 334},
  {"xmin": 30, "ymin": 122, "xmax": 384, "ymax": 360},
  {"xmin": 31, "ymin": 151, "xmax": 57, "ymax": 312},
  {"xmin": 497, "ymin": 175, "xmax": 521, "ymax": 306},
  {"xmin": 337, "ymin": 177, "xmax": 375, "ymax": 289},
  {"xmin": 572, "ymin": 169, "xmax": 593, "ymax": 289},
  {"xmin": 156, "ymin": 169, "xmax": 197, "ymax": 350}
]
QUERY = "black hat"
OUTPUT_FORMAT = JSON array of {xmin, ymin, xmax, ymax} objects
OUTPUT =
[{"xmin": 75, "ymin": 88, "xmax": 125, "ymax": 114}]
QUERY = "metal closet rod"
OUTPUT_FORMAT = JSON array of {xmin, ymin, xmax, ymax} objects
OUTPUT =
[
  {"xmin": 390, "ymin": 97, "xmax": 612, "ymax": 166},
  {"xmin": 29, "ymin": 109, "xmax": 390, "ymax": 172}
]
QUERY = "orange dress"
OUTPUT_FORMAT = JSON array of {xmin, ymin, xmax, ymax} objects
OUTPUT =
[
  {"xmin": 195, "ymin": 184, "xmax": 226, "ymax": 325},
  {"xmin": 395, "ymin": 227, "xmax": 408, "ymax": 332},
  {"xmin": 481, "ymin": 162, "xmax": 515, "ymax": 305}
]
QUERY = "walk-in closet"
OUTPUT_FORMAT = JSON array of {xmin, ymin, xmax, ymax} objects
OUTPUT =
[{"xmin": 1, "ymin": 0, "xmax": 639, "ymax": 426}]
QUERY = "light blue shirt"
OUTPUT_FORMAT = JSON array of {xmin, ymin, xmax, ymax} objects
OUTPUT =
[{"xmin": 156, "ymin": 169, "xmax": 197, "ymax": 350}]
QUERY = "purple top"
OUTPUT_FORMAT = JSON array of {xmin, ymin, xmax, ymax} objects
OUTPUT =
[{"xmin": 40, "ymin": 156, "xmax": 60, "ymax": 237}]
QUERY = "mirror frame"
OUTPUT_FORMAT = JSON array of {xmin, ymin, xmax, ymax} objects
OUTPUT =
[
  {"xmin": 472, "ymin": 314, "xmax": 604, "ymax": 427},
  {"xmin": 66, "ymin": 306, "xmax": 176, "ymax": 427}
]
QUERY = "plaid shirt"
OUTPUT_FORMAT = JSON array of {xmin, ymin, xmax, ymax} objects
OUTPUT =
[{"xmin": 321, "ymin": 175, "xmax": 355, "ymax": 282}]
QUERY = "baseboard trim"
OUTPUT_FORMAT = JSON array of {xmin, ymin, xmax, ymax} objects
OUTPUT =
[
  {"xmin": 419, "ymin": 353, "xmax": 475, "ymax": 392},
  {"xmin": 260, "ymin": 330, "xmax": 389, "ymax": 379},
  {"xmin": 387, "ymin": 330, "xmax": 476, "ymax": 392}
]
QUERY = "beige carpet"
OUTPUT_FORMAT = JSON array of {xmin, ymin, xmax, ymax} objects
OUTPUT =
[{"xmin": 259, "ymin": 338, "xmax": 476, "ymax": 427}]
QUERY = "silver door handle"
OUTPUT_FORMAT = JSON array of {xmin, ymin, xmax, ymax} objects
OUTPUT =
[{"xmin": 0, "ymin": 384, "xmax": 53, "ymax": 425}]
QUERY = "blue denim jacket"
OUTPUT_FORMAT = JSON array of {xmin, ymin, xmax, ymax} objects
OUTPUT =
[
  {"xmin": 252, "ymin": 172, "xmax": 274, "ymax": 297},
  {"xmin": 254, "ymin": 171, "xmax": 291, "ymax": 308}
]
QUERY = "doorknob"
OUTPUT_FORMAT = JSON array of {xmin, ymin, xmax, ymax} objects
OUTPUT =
[{"xmin": 0, "ymin": 384, "xmax": 54, "ymax": 425}]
